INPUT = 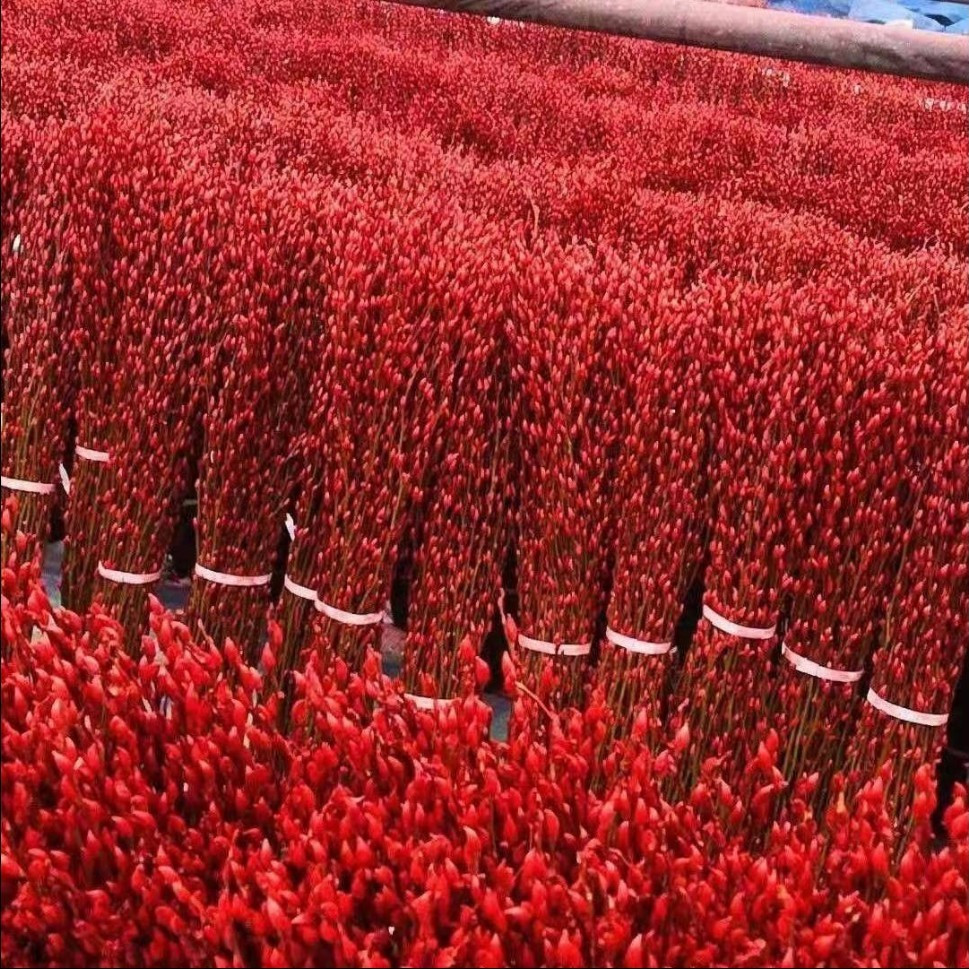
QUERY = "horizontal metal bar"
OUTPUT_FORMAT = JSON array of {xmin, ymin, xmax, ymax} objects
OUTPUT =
[{"xmin": 386, "ymin": 0, "xmax": 969, "ymax": 84}]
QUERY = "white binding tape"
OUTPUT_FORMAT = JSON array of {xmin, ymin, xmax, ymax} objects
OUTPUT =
[
  {"xmin": 405, "ymin": 693, "xmax": 456, "ymax": 710},
  {"xmin": 1, "ymin": 475, "xmax": 55, "ymax": 495},
  {"xmin": 518, "ymin": 632, "xmax": 591, "ymax": 657},
  {"xmin": 194, "ymin": 563, "xmax": 271, "ymax": 588},
  {"xmin": 314, "ymin": 598, "xmax": 385, "ymax": 626},
  {"xmin": 605, "ymin": 625, "xmax": 674, "ymax": 656},
  {"xmin": 76, "ymin": 445, "xmax": 110, "ymax": 462},
  {"xmin": 283, "ymin": 574, "xmax": 316, "ymax": 601},
  {"xmin": 98, "ymin": 561, "xmax": 163, "ymax": 585},
  {"xmin": 284, "ymin": 513, "xmax": 296, "ymax": 540},
  {"xmin": 866, "ymin": 687, "xmax": 948, "ymax": 727},
  {"xmin": 702, "ymin": 603, "xmax": 776, "ymax": 640},
  {"xmin": 498, "ymin": 588, "xmax": 509, "ymax": 626},
  {"xmin": 782, "ymin": 643, "xmax": 863, "ymax": 684},
  {"xmin": 59, "ymin": 464, "xmax": 71, "ymax": 494}
]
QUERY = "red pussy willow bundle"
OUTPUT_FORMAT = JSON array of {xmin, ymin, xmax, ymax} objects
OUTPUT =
[
  {"xmin": 1, "ymin": 125, "xmax": 79, "ymax": 556},
  {"xmin": 671, "ymin": 272, "xmax": 805, "ymax": 791},
  {"xmin": 187, "ymin": 173, "xmax": 323, "ymax": 658},
  {"xmin": 507, "ymin": 240, "xmax": 626, "ymax": 710},
  {"xmin": 844, "ymin": 315, "xmax": 969, "ymax": 834},
  {"xmin": 401, "ymin": 214, "xmax": 514, "ymax": 705},
  {"xmin": 0, "ymin": 114, "xmax": 35, "ymax": 343},
  {"xmin": 277, "ymin": 186, "xmax": 458, "ymax": 683},
  {"xmin": 598, "ymin": 259, "xmax": 710, "ymax": 746},
  {"xmin": 769, "ymin": 287, "xmax": 928, "ymax": 802},
  {"xmin": 90, "ymin": 150, "xmax": 214, "ymax": 645},
  {"xmin": 60, "ymin": 110, "xmax": 153, "ymax": 611}
]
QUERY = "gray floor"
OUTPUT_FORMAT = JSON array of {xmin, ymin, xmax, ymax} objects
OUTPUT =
[{"xmin": 41, "ymin": 542, "xmax": 511, "ymax": 740}]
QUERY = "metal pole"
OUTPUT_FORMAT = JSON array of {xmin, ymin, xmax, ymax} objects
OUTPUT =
[{"xmin": 385, "ymin": 0, "xmax": 969, "ymax": 85}]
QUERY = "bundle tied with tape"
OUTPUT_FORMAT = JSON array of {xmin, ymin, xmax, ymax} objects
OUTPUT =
[
  {"xmin": 1, "ymin": 475, "xmax": 55, "ymax": 495},
  {"xmin": 280, "ymin": 520, "xmax": 384, "ymax": 624},
  {"xmin": 97, "ymin": 562, "xmax": 163, "ymax": 585},
  {"xmin": 0, "ymin": 412, "xmax": 56, "ymax": 495},
  {"xmin": 702, "ymin": 602, "xmax": 776, "ymax": 640},
  {"xmin": 194, "ymin": 562, "xmax": 272, "ymax": 588},
  {"xmin": 283, "ymin": 573, "xmax": 316, "ymax": 601},
  {"xmin": 314, "ymin": 598, "xmax": 385, "ymax": 627},
  {"xmin": 605, "ymin": 625, "xmax": 675, "ymax": 656},
  {"xmin": 518, "ymin": 632, "xmax": 591, "ymax": 657},
  {"xmin": 75, "ymin": 445, "xmax": 110, "ymax": 463},
  {"xmin": 781, "ymin": 642, "xmax": 863, "ymax": 684},
  {"xmin": 866, "ymin": 686, "xmax": 948, "ymax": 727}
]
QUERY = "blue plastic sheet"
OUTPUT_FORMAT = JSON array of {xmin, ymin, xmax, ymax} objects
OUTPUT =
[
  {"xmin": 766, "ymin": 0, "xmax": 964, "ymax": 30},
  {"xmin": 849, "ymin": 0, "xmax": 944, "ymax": 30},
  {"xmin": 893, "ymin": 0, "xmax": 967, "ymax": 26},
  {"xmin": 766, "ymin": 0, "xmax": 851, "ymax": 15}
]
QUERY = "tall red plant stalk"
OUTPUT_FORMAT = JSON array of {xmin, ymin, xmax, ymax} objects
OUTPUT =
[
  {"xmin": 598, "ymin": 262, "xmax": 710, "ymax": 746},
  {"xmin": 60, "ymin": 110, "xmax": 142, "ymax": 611},
  {"xmin": 186, "ymin": 174, "xmax": 324, "ymax": 657},
  {"xmin": 1, "ymin": 126, "xmax": 78, "ymax": 557},
  {"xmin": 671, "ymin": 273, "xmax": 804, "ymax": 793},
  {"xmin": 92, "ymin": 151, "xmax": 213, "ymax": 644},
  {"xmin": 843, "ymin": 316, "xmax": 968, "ymax": 835},
  {"xmin": 276, "ymin": 187, "xmax": 459, "ymax": 683},
  {"xmin": 769, "ymin": 289, "xmax": 930, "ymax": 804},
  {"xmin": 508, "ymin": 240, "xmax": 626, "ymax": 709},
  {"xmin": 401, "ymin": 216, "xmax": 514, "ymax": 703}
]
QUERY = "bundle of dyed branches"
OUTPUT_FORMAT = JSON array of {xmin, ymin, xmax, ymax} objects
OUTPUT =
[
  {"xmin": 277, "ymin": 186, "xmax": 458, "ymax": 684},
  {"xmin": 844, "ymin": 315, "xmax": 969, "ymax": 832},
  {"xmin": 769, "ymin": 287, "xmax": 922, "ymax": 802},
  {"xmin": 60, "ymin": 110, "xmax": 141, "ymax": 610},
  {"xmin": 89, "ymin": 149, "xmax": 215, "ymax": 642},
  {"xmin": 0, "ymin": 113, "xmax": 36, "ymax": 350},
  {"xmin": 186, "ymin": 173, "xmax": 327, "ymax": 657},
  {"xmin": 507, "ymin": 240, "xmax": 626, "ymax": 709},
  {"xmin": 598, "ymin": 259, "xmax": 710, "ymax": 746},
  {"xmin": 400, "ymin": 216, "xmax": 514, "ymax": 705},
  {"xmin": 1, "ymin": 124, "xmax": 78, "ymax": 556},
  {"xmin": 671, "ymin": 272, "xmax": 805, "ymax": 790}
]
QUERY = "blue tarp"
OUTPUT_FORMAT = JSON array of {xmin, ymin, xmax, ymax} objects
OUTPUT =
[
  {"xmin": 766, "ymin": 1, "xmax": 851, "ymax": 15},
  {"xmin": 849, "ymin": 0, "xmax": 944, "ymax": 30},
  {"xmin": 896, "ymin": 0, "xmax": 967, "ymax": 23},
  {"xmin": 766, "ymin": 0, "xmax": 969, "ymax": 31}
]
